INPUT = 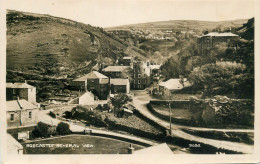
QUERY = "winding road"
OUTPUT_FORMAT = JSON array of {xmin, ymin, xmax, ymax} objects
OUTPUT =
[{"xmin": 132, "ymin": 90, "xmax": 254, "ymax": 154}]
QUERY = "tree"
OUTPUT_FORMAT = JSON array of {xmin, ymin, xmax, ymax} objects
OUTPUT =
[
  {"xmin": 56, "ymin": 122, "xmax": 71, "ymax": 135},
  {"xmin": 188, "ymin": 61, "xmax": 247, "ymax": 98},
  {"xmin": 110, "ymin": 93, "xmax": 132, "ymax": 116},
  {"xmin": 32, "ymin": 122, "xmax": 49, "ymax": 138}
]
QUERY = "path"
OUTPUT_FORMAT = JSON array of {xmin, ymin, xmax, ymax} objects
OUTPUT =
[{"xmin": 132, "ymin": 90, "xmax": 254, "ymax": 154}]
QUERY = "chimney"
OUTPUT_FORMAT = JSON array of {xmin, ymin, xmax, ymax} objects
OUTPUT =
[{"xmin": 127, "ymin": 144, "xmax": 135, "ymax": 154}]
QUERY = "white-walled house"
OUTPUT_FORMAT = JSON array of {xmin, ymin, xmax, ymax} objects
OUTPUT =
[{"xmin": 78, "ymin": 91, "xmax": 95, "ymax": 105}]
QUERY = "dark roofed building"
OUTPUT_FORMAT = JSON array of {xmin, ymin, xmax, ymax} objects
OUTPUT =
[{"xmin": 120, "ymin": 56, "xmax": 133, "ymax": 66}]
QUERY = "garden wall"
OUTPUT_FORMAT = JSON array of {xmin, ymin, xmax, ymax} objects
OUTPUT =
[{"xmin": 149, "ymin": 100, "xmax": 192, "ymax": 109}]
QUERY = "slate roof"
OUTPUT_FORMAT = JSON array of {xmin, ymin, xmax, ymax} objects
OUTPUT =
[
  {"xmin": 110, "ymin": 79, "xmax": 129, "ymax": 86},
  {"xmin": 73, "ymin": 71, "xmax": 108, "ymax": 82},
  {"xmin": 6, "ymin": 99, "xmax": 38, "ymax": 111},
  {"xmin": 159, "ymin": 78, "xmax": 191, "ymax": 90},
  {"xmin": 6, "ymin": 83, "xmax": 35, "ymax": 89},
  {"xmin": 102, "ymin": 66, "xmax": 130, "ymax": 72}
]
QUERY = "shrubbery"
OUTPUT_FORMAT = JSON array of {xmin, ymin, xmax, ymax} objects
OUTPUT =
[
  {"xmin": 71, "ymin": 106, "xmax": 108, "ymax": 127},
  {"xmin": 31, "ymin": 121, "xmax": 71, "ymax": 138},
  {"xmin": 31, "ymin": 122, "xmax": 49, "ymax": 138},
  {"xmin": 56, "ymin": 122, "xmax": 71, "ymax": 135},
  {"xmin": 49, "ymin": 111, "xmax": 56, "ymax": 118}
]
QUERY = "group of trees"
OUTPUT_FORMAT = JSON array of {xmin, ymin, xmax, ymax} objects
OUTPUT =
[
  {"xmin": 31, "ymin": 122, "xmax": 71, "ymax": 138},
  {"xmin": 160, "ymin": 18, "xmax": 254, "ymax": 99}
]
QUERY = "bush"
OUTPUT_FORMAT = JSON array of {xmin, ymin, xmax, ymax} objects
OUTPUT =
[
  {"xmin": 49, "ymin": 111, "xmax": 56, "ymax": 118},
  {"xmin": 32, "ymin": 122, "xmax": 49, "ymax": 138},
  {"xmin": 63, "ymin": 111, "xmax": 72, "ymax": 119},
  {"xmin": 56, "ymin": 122, "xmax": 71, "ymax": 135}
]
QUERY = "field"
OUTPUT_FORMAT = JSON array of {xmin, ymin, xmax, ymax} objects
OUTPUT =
[
  {"xmin": 106, "ymin": 19, "xmax": 248, "ymax": 33},
  {"xmin": 151, "ymin": 104, "xmax": 192, "ymax": 120},
  {"xmin": 22, "ymin": 135, "xmax": 144, "ymax": 154}
]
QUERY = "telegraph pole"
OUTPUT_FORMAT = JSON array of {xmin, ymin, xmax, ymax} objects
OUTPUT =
[{"xmin": 169, "ymin": 101, "xmax": 172, "ymax": 135}]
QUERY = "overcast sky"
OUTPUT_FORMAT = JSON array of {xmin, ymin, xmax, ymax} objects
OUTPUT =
[{"xmin": 4, "ymin": 0, "xmax": 255, "ymax": 27}]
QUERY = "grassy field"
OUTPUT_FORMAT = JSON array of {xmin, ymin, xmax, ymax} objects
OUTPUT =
[
  {"xmin": 151, "ymin": 104, "xmax": 192, "ymax": 120},
  {"xmin": 22, "ymin": 135, "xmax": 144, "ymax": 154}
]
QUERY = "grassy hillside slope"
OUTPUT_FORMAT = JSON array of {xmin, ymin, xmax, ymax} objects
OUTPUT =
[{"xmin": 6, "ymin": 10, "xmax": 146, "ymax": 77}]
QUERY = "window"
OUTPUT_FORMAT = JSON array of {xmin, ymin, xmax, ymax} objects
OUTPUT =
[
  {"xmin": 29, "ymin": 111, "xmax": 32, "ymax": 118},
  {"xmin": 138, "ymin": 74, "xmax": 141, "ymax": 78},
  {"xmin": 138, "ymin": 80, "xmax": 141, "ymax": 84},
  {"xmin": 138, "ymin": 85, "xmax": 141, "ymax": 89},
  {"xmin": 10, "ymin": 114, "xmax": 14, "ymax": 121},
  {"xmin": 134, "ymin": 80, "xmax": 136, "ymax": 84},
  {"xmin": 134, "ymin": 74, "xmax": 136, "ymax": 78}
]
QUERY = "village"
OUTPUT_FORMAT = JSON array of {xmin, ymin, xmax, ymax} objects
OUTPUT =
[{"xmin": 5, "ymin": 29, "xmax": 255, "ymax": 155}]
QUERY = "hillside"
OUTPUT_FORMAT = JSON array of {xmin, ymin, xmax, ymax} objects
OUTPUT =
[
  {"xmin": 105, "ymin": 19, "xmax": 248, "ymax": 33},
  {"xmin": 6, "ymin": 10, "xmax": 147, "ymax": 77},
  {"xmin": 237, "ymin": 18, "xmax": 254, "ymax": 40}
]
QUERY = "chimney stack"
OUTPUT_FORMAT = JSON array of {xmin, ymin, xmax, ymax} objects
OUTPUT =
[{"xmin": 127, "ymin": 144, "xmax": 135, "ymax": 154}]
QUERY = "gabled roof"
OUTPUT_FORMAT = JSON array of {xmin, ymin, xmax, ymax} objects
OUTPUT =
[
  {"xmin": 135, "ymin": 143, "xmax": 172, "ymax": 154},
  {"xmin": 159, "ymin": 78, "xmax": 191, "ymax": 90},
  {"xmin": 110, "ymin": 79, "xmax": 129, "ymax": 86},
  {"xmin": 73, "ymin": 71, "xmax": 108, "ymax": 82},
  {"xmin": 79, "ymin": 91, "xmax": 94, "ymax": 98},
  {"xmin": 201, "ymin": 32, "xmax": 239, "ymax": 37},
  {"xmin": 6, "ymin": 83, "xmax": 35, "ymax": 89},
  {"xmin": 6, "ymin": 99, "xmax": 38, "ymax": 111},
  {"xmin": 102, "ymin": 66, "xmax": 130, "ymax": 72}
]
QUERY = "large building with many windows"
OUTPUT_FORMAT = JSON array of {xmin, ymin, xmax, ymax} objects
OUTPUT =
[
  {"xmin": 132, "ymin": 61, "xmax": 151, "ymax": 90},
  {"xmin": 71, "ymin": 71, "xmax": 109, "ymax": 100},
  {"xmin": 197, "ymin": 32, "xmax": 239, "ymax": 55}
]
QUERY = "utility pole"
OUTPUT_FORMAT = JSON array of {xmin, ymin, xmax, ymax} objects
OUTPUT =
[{"xmin": 169, "ymin": 101, "xmax": 172, "ymax": 135}]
